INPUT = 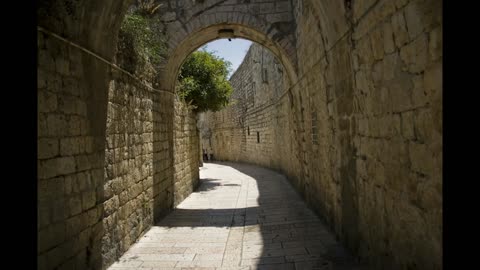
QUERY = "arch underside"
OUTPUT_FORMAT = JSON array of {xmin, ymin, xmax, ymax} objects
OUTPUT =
[{"xmin": 161, "ymin": 23, "xmax": 298, "ymax": 92}]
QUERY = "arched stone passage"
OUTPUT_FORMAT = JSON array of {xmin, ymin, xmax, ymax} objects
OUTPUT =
[
  {"xmin": 38, "ymin": 1, "xmax": 442, "ymax": 270},
  {"xmin": 146, "ymin": 1, "xmax": 299, "ymax": 91},
  {"xmin": 38, "ymin": 1, "xmax": 299, "ymax": 269},
  {"xmin": 161, "ymin": 23, "xmax": 298, "ymax": 92}
]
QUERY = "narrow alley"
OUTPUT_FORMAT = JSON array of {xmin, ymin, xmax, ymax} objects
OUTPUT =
[{"xmin": 108, "ymin": 162, "xmax": 366, "ymax": 270}]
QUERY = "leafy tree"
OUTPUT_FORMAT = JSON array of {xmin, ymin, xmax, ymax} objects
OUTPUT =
[
  {"xmin": 177, "ymin": 50, "xmax": 233, "ymax": 113},
  {"xmin": 118, "ymin": 13, "xmax": 167, "ymax": 70}
]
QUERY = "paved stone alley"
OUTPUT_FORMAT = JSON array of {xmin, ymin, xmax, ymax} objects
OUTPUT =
[{"xmin": 108, "ymin": 162, "xmax": 368, "ymax": 270}]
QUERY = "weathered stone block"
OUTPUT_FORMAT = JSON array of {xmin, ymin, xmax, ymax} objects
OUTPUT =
[
  {"xmin": 370, "ymin": 26, "xmax": 385, "ymax": 61},
  {"xmin": 38, "ymin": 222, "xmax": 65, "ymax": 253},
  {"xmin": 423, "ymin": 61, "xmax": 442, "ymax": 99},
  {"xmin": 66, "ymin": 213, "xmax": 89, "ymax": 239},
  {"xmin": 38, "ymin": 138, "xmax": 59, "ymax": 159},
  {"xmin": 68, "ymin": 195, "xmax": 82, "ymax": 217},
  {"xmin": 401, "ymin": 111, "xmax": 415, "ymax": 140},
  {"xmin": 46, "ymin": 242, "xmax": 68, "ymax": 269},
  {"xmin": 400, "ymin": 33, "xmax": 427, "ymax": 73},
  {"xmin": 47, "ymin": 114, "xmax": 69, "ymax": 137},
  {"xmin": 383, "ymin": 21, "xmax": 395, "ymax": 54},
  {"xmin": 409, "ymin": 142, "xmax": 432, "ymax": 176},
  {"xmin": 58, "ymin": 95, "xmax": 78, "ymax": 115},
  {"xmin": 388, "ymin": 72, "xmax": 413, "ymax": 113},
  {"xmin": 391, "ymin": 11, "xmax": 409, "ymax": 48},
  {"xmin": 382, "ymin": 52, "xmax": 399, "ymax": 81},
  {"xmin": 60, "ymin": 137, "xmax": 80, "ymax": 156},
  {"xmin": 81, "ymin": 190, "xmax": 96, "ymax": 210},
  {"xmin": 39, "ymin": 157, "xmax": 76, "ymax": 179},
  {"xmin": 104, "ymin": 196, "xmax": 119, "ymax": 217},
  {"xmin": 411, "ymin": 74, "xmax": 428, "ymax": 108},
  {"xmin": 39, "ymin": 91, "xmax": 58, "ymax": 113},
  {"xmin": 38, "ymin": 113, "xmax": 49, "ymax": 137},
  {"xmin": 418, "ymin": 181, "xmax": 442, "ymax": 211},
  {"xmin": 68, "ymin": 115, "xmax": 83, "ymax": 136},
  {"xmin": 75, "ymin": 155, "xmax": 92, "ymax": 172},
  {"xmin": 405, "ymin": 1, "xmax": 425, "ymax": 40},
  {"xmin": 413, "ymin": 108, "xmax": 438, "ymax": 145},
  {"xmin": 428, "ymin": 26, "xmax": 442, "ymax": 61}
]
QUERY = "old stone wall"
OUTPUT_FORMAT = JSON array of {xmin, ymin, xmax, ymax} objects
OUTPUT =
[
  {"xmin": 348, "ymin": 1, "xmax": 442, "ymax": 268},
  {"xmin": 38, "ymin": 0, "xmax": 441, "ymax": 269},
  {"xmin": 101, "ymin": 20, "xmax": 200, "ymax": 268},
  {"xmin": 202, "ymin": 1, "xmax": 442, "ymax": 269},
  {"xmin": 38, "ymin": 30, "xmax": 110, "ymax": 270},
  {"xmin": 200, "ymin": 43, "xmax": 289, "ymax": 169},
  {"xmin": 292, "ymin": 1, "xmax": 442, "ymax": 269},
  {"xmin": 173, "ymin": 98, "xmax": 200, "ymax": 207},
  {"xmin": 102, "ymin": 70, "xmax": 175, "ymax": 267},
  {"xmin": 38, "ymin": 13, "xmax": 198, "ymax": 270}
]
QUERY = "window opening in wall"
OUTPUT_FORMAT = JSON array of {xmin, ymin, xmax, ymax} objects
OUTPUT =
[
  {"xmin": 311, "ymin": 111, "xmax": 318, "ymax": 145},
  {"xmin": 257, "ymin": 131, "xmax": 260, "ymax": 143},
  {"xmin": 252, "ymin": 81, "xmax": 256, "ymax": 106},
  {"xmin": 261, "ymin": 47, "xmax": 268, "ymax": 84},
  {"xmin": 262, "ymin": 68, "xmax": 268, "ymax": 83},
  {"xmin": 247, "ymin": 126, "xmax": 250, "ymax": 135}
]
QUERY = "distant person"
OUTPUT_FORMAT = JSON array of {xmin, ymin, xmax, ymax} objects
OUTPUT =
[{"xmin": 203, "ymin": 149, "xmax": 208, "ymax": 162}]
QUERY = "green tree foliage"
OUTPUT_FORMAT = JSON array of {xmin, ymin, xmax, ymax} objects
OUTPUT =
[
  {"xmin": 177, "ymin": 50, "xmax": 233, "ymax": 113},
  {"xmin": 118, "ymin": 13, "xmax": 167, "ymax": 72}
]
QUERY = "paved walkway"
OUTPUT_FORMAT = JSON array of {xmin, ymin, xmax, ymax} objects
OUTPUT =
[{"xmin": 108, "ymin": 162, "xmax": 367, "ymax": 270}]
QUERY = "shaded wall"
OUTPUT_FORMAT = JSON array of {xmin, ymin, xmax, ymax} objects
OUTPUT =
[
  {"xmin": 201, "ymin": 1, "xmax": 442, "ymax": 268},
  {"xmin": 38, "ymin": 29, "xmax": 112, "ymax": 270},
  {"xmin": 173, "ymin": 98, "xmax": 200, "ymax": 207},
  {"xmin": 102, "ymin": 63, "xmax": 175, "ymax": 268}
]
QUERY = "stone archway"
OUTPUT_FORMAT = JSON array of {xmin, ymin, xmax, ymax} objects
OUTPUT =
[
  {"xmin": 38, "ymin": 1, "xmax": 442, "ymax": 270},
  {"xmin": 161, "ymin": 22, "xmax": 298, "ymax": 92},
  {"xmin": 37, "ymin": 1, "xmax": 301, "ymax": 269},
  {"xmin": 144, "ymin": 1, "xmax": 299, "ymax": 93}
]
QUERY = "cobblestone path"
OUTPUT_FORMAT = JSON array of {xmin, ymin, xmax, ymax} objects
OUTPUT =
[{"xmin": 108, "ymin": 162, "xmax": 367, "ymax": 270}]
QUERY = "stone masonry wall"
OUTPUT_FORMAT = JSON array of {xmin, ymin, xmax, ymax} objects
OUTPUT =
[
  {"xmin": 173, "ymin": 98, "xmax": 200, "ymax": 207},
  {"xmin": 202, "ymin": 1, "xmax": 442, "ymax": 268},
  {"xmin": 200, "ymin": 43, "xmax": 289, "ymax": 169},
  {"xmin": 38, "ymin": 30, "xmax": 110, "ymax": 270},
  {"xmin": 292, "ymin": 1, "xmax": 442, "ymax": 269},
  {"xmin": 38, "ymin": 12, "xmax": 199, "ymax": 270},
  {"xmin": 349, "ymin": 1, "xmax": 442, "ymax": 269},
  {"xmin": 38, "ymin": 0, "xmax": 441, "ymax": 269},
  {"xmin": 101, "ymin": 21, "xmax": 200, "ymax": 268},
  {"xmin": 102, "ymin": 69, "xmax": 175, "ymax": 268}
]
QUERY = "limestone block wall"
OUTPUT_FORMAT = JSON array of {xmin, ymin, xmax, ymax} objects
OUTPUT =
[
  {"xmin": 38, "ymin": 15, "xmax": 199, "ymax": 270},
  {"xmin": 202, "ymin": 1, "xmax": 442, "ymax": 269},
  {"xmin": 38, "ymin": 30, "xmax": 110, "ymax": 270},
  {"xmin": 348, "ymin": 1, "xmax": 442, "ymax": 268},
  {"xmin": 102, "ymin": 60, "xmax": 202, "ymax": 270},
  {"xmin": 101, "ymin": 24, "xmax": 199, "ymax": 268},
  {"xmin": 38, "ymin": 0, "xmax": 441, "ymax": 269},
  {"xmin": 173, "ymin": 98, "xmax": 200, "ymax": 207},
  {"xmin": 102, "ymin": 70, "xmax": 175, "ymax": 267},
  {"xmin": 201, "ymin": 43, "xmax": 289, "ymax": 169},
  {"xmin": 291, "ymin": 1, "xmax": 442, "ymax": 269}
]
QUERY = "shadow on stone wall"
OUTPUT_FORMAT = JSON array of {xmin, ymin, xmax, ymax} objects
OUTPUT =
[{"xmin": 152, "ymin": 92, "xmax": 175, "ymax": 224}]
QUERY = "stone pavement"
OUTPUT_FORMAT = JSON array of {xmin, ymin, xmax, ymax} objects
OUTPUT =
[{"xmin": 108, "ymin": 162, "xmax": 368, "ymax": 270}]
